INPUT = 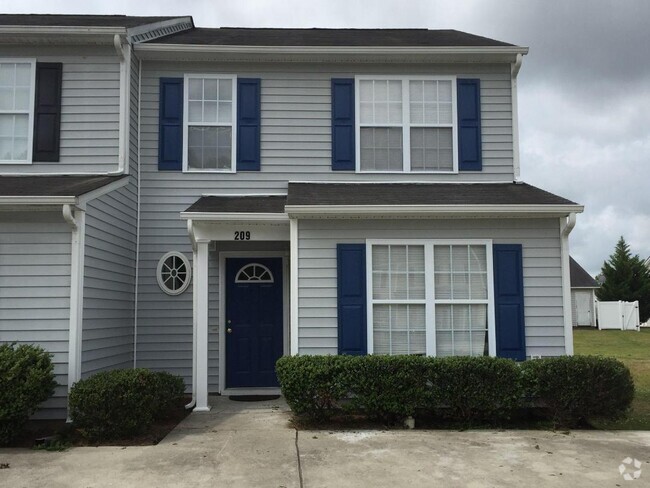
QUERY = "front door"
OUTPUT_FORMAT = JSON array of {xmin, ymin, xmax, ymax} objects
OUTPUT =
[{"xmin": 225, "ymin": 257, "xmax": 283, "ymax": 388}]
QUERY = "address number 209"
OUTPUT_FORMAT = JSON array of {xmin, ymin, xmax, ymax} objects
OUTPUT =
[{"xmin": 234, "ymin": 231, "xmax": 251, "ymax": 241}]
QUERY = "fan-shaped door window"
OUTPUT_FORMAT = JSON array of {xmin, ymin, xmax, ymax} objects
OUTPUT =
[
  {"xmin": 157, "ymin": 251, "xmax": 192, "ymax": 295},
  {"xmin": 235, "ymin": 263, "xmax": 274, "ymax": 283}
]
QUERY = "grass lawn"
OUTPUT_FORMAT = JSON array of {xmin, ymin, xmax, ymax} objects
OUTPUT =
[{"xmin": 574, "ymin": 327, "xmax": 650, "ymax": 430}]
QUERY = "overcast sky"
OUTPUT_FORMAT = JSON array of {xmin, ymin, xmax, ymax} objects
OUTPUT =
[{"xmin": 5, "ymin": 0, "xmax": 649, "ymax": 275}]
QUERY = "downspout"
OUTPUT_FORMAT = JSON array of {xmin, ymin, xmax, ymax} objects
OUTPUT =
[
  {"xmin": 560, "ymin": 212, "xmax": 577, "ymax": 355},
  {"xmin": 185, "ymin": 219, "xmax": 197, "ymax": 409},
  {"xmin": 113, "ymin": 34, "xmax": 130, "ymax": 175},
  {"xmin": 63, "ymin": 204, "xmax": 86, "ymax": 420},
  {"xmin": 511, "ymin": 53, "xmax": 523, "ymax": 182},
  {"xmin": 133, "ymin": 53, "xmax": 142, "ymax": 369}
]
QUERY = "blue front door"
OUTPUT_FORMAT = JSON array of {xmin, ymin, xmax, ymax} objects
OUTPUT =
[{"xmin": 225, "ymin": 257, "xmax": 283, "ymax": 388}]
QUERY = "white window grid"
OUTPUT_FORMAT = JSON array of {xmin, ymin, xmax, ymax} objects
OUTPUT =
[
  {"xmin": 371, "ymin": 244, "xmax": 426, "ymax": 355},
  {"xmin": 366, "ymin": 239, "xmax": 496, "ymax": 357},
  {"xmin": 355, "ymin": 75, "xmax": 458, "ymax": 174},
  {"xmin": 183, "ymin": 74, "xmax": 237, "ymax": 173},
  {"xmin": 0, "ymin": 59, "xmax": 36, "ymax": 164}
]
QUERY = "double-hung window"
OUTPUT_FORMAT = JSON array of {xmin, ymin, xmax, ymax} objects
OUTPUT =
[
  {"xmin": 368, "ymin": 240, "xmax": 494, "ymax": 357},
  {"xmin": 356, "ymin": 76, "xmax": 457, "ymax": 173},
  {"xmin": 0, "ymin": 60, "xmax": 35, "ymax": 163},
  {"xmin": 184, "ymin": 74, "xmax": 236, "ymax": 172}
]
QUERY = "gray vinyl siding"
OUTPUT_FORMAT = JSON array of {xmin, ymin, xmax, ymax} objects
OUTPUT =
[
  {"xmin": 0, "ymin": 46, "xmax": 121, "ymax": 173},
  {"xmin": 134, "ymin": 60, "xmax": 516, "ymax": 389},
  {"xmin": 140, "ymin": 60, "xmax": 514, "ymax": 190},
  {"xmin": 80, "ymin": 54, "xmax": 140, "ymax": 377},
  {"xmin": 0, "ymin": 211, "xmax": 71, "ymax": 419},
  {"xmin": 296, "ymin": 218, "xmax": 566, "ymax": 358}
]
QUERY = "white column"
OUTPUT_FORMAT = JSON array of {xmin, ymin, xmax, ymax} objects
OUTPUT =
[
  {"xmin": 290, "ymin": 219, "xmax": 299, "ymax": 355},
  {"xmin": 194, "ymin": 240, "xmax": 211, "ymax": 411},
  {"xmin": 66, "ymin": 207, "xmax": 85, "ymax": 394}
]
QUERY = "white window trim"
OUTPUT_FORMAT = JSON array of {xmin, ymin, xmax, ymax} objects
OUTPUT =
[
  {"xmin": 182, "ymin": 73, "xmax": 237, "ymax": 173},
  {"xmin": 0, "ymin": 58, "xmax": 36, "ymax": 164},
  {"xmin": 354, "ymin": 75, "xmax": 458, "ymax": 174},
  {"xmin": 365, "ymin": 239, "xmax": 495, "ymax": 357},
  {"xmin": 157, "ymin": 251, "xmax": 192, "ymax": 295}
]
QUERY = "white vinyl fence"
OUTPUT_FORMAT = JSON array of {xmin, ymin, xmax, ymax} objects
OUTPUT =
[{"xmin": 597, "ymin": 301, "xmax": 640, "ymax": 331}]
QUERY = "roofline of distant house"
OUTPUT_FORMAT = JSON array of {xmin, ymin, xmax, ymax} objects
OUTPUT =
[
  {"xmin": 135, "ymin": 43, "xmax": 529, "ymax": 56},
  {"xmin": 0, "ymin": 25, "xmax": 127, "ymax": 36}
]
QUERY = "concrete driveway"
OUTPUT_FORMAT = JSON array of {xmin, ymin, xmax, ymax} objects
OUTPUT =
[{"xmin": 1, "ymin": 397, "xmax": 649, "ymax": 488}]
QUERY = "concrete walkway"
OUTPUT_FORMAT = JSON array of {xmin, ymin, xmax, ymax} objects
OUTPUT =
[{"xmin": 0, "ymin": 396, "xmax": 649, "ymax": 487}]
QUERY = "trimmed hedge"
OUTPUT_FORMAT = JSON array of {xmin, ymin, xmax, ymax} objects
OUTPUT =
[
  {"xmin": 69, "ymin": 368, "xmax": 185, "ymax": 440},
  {"xmin": 0, "ymin": 344, "xmax": 57, "ymax": 445},
  {"xmin": 276, "ymin": 355, "xmax": 634, "ymax": 427},
  {"xmin": 428, "ymin": 356, "xmax": 522, "ymax": 422},
  {"xmin": 521, "ymin": 355, "xmax": 634, "ymax": 426}
]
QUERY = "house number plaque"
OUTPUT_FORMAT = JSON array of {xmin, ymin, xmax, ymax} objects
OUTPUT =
[{"xmin": 234, "ymin": 231, "xmax": 251, "ymax": 241}]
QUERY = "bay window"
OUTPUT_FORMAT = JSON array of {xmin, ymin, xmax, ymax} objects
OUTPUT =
[
  {"xmin": 367, "ymin": 240, "xmax": 494, "ymax": 357},
  {"xmin": 356, "ymin": 76, "xmax": 457, "ymax": 173}
]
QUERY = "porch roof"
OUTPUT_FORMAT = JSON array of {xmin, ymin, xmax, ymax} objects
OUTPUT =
[
  {"xmin": 0, "ymin": 175, "xmax": 128, "ymax": 205},
  {"xmin": 286, "ymin": 182, "xmax": 578, "ymax": 207},
  {"xmin": 184, "ymin": 195, "xmax": 287, "ymax": 214}
]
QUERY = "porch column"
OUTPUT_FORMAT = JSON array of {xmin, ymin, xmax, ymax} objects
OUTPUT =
[{"xmin": 194, "ymin": 239, "xmax": 211, "ymax": 411}]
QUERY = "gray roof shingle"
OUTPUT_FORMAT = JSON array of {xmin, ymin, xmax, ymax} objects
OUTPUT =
[
  {"xmin": 150, "ymin": 27, "xmax": 515, "ymax": 47},
  {"xmin": 570, "ymin": 257, "xmax": 599, "ymax": 288},
  {"xmin": 286, "ymin": 182, "xmax": 578, "ymax": 206},
  {"xmin": 0, "ymin": 175, "xmax": 127, "ymax": 197},
  {"xmin": 185, "ymin": 195, "xmax": 287, "ymax": 214}
]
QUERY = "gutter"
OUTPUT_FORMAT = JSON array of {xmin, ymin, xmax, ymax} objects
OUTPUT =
[
  {"xmin": 560, "ymin": 213, "xmax": 577, "ymax": 355},
  {"xmin": 285, "ymin": 203, "xmax": 584, "ymax": 218},
  {"xmin": 135, "ymin": 43, "xmax": 529, "ymax": 56},
  {"xmin": 0, "ymin": 177, "xmax": 129, "ymax": 207}
]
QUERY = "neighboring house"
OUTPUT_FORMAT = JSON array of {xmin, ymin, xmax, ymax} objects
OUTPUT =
[
  {"xmin": 570, "ymin": 257, "xmax": 599, "ymax": 327},
  {"xmin": 0, "ymin": 14, "xmax": 584, "ymax": 418}
]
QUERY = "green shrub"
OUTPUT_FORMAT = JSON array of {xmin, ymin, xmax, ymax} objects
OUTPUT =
[
  {"xmin": 0, "ymin": 343, "xmax": 57, "ymax": 446},
  {"xmin": 345, "ymin": 355, "xmax": 429, "ymax": 421},
  {"xmin": 276, "ymin": 355, "xmax": 634, "ymax": 428},
  {"xmin": 521, "ymin": 355, "xmax": 634, "ymax": 427},
  {"xmin": 69, "ymin": 368, "xmax": 185, "ymax": 440},
  {"xmin": 276, "ymin": 355, "xmax": 349, "ymax": 420},
  {"xmin": 426, "ymin": 356, "xmax": 523, "ymax": 423}
]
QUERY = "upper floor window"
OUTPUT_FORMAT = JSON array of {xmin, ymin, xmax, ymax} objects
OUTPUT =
[
  {"xmin": 184, "ymin": 74, "xmax": 236, "ymax": 172},
  {"xmin": 0, "ymin": 60, "xmax": 35, "ymax": 163},
  {"xmin": 356, "ymin": 76, "xmax": 457, "ymax": 173}
]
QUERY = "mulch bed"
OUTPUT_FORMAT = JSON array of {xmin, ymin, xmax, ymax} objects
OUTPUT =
[{"xmin": 7, "ymin": 401, "xmax": 192, "ymax": 449}]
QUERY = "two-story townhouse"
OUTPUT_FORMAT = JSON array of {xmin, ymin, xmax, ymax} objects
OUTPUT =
[{"xmin": 0, "ymin": 15, "xmax": 583, "ymax": 418}]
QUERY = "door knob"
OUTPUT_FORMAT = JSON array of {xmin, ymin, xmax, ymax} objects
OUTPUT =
[{"xmin": 227, "ymin": 328, "xmax": 233, "ymax": 334}]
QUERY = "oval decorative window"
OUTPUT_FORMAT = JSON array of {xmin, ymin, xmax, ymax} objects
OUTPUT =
[
  {"xmin": 235, "ymin": 263, "xmax": 274, "ymax": 283},
  {"xmin": 157, "ymin": 251, "xmax": 192, "ymax": 295}
]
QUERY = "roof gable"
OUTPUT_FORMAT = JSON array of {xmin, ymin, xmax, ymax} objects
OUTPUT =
[{"xmin": 570, "ymin": 257, "xmax": 599, "ymax": 288}]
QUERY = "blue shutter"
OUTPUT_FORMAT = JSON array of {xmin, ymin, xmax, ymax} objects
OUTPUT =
[
  {"xmin": 457, "ymin": 78, "xmax": 482, "ymax": 171},
  {"xmin": 33, "ymin": 63, "xmax": 62, "ymax": 162},
  {"xmin": 337, "ymin": 244, "xmax": 367, "ymax": 355},
  {"xmin": 237, "ymin": 78, "xmax": 261, "ymax": 171},
  {"xmin": 493, "ymin": 244, "xmax": 526, "ymax": 360},
  {"xmin": 158, "ymin": 78, "xmax": 183, "ymax": 171},
  {"xmin": 331, "ymin": 79, "xmax": 355, "ymax": 171}
]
